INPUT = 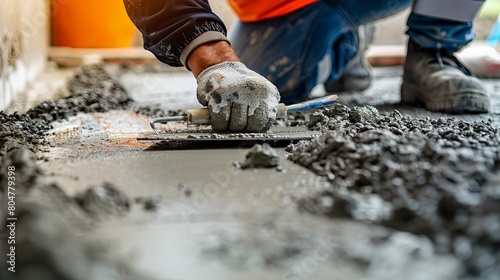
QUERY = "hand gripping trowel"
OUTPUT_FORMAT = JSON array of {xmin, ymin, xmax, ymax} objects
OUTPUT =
[
  {"xmin": 138, "ymin": 95, "xmax": 338, "ymax": 145},
  {"xmin": 149, "ymin": 95, "xmax": 338, "ymax": 133}
]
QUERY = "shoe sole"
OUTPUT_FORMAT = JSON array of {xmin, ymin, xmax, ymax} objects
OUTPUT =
[{"xmin": 401, "ymin": 82, "xmax": 491, "ymax": 113}]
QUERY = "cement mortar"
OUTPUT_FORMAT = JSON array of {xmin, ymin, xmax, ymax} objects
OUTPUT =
[
  {"xmin": 0, "ymin": 62, "xmax": 172, "ymax": 277},
  {"xmin": 287, "ymin": 104, "xmax": 500, "ymax": 278},
  {"xmin": 0, "ymin": 149, "xmax": 151, "ymax": 280}
]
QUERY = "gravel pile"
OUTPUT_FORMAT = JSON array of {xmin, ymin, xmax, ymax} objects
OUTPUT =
[
  {"xmin": 1, "ymin": 65, "xmax": 132, "ymax": 156},
  {"xmin": 26, "ymin": 64, "xmax": 132, "ymax": 123},
  {"xmin": 0, "ymin": 64, "xmax": 179, "ymax": 156},
  {"xmin": 0, "ymin": 112, "xmax": 51, "ymax": 156},
  {"xmin": 24, "ymin": 64, "xmax": 181, "ymax": 121},
  {"xmin": 287, "ymin": 104, "xmax": 500, "ymax": 278}
]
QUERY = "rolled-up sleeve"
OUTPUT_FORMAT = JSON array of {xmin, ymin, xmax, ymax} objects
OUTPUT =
[{"xmin": 123, "ymin": 0, "xmax": 229, "ymax": 67}]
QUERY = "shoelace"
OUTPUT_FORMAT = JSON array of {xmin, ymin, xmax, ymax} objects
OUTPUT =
[{"xmin": 434, "ymin": 49, "xmax": 472, "ymax": 75}]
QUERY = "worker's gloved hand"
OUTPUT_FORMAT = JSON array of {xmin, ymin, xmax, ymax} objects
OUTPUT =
[{"xmin": 196, "ymin": 62, "xmax": 280, "ymax": 132}]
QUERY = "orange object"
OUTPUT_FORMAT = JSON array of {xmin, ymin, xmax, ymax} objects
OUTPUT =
[
  {"xmin": 228, "ymin": 0, "xmax": 319, "ymax": 22},
  {"xmin": 51, "ymin": 0, "xmax": 135, "ymax": 48}
]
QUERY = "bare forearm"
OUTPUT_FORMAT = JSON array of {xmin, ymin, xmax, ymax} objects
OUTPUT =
[{"xmin": 188, "ymin": 41, "xmax": 240, "ymax": 77}]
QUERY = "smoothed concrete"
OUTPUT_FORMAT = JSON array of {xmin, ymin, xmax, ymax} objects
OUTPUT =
[{"xmin": 22, "ymin": 66, "xmax": 499, "ymax": 279}]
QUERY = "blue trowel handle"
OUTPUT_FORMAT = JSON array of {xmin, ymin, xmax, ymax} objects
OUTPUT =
[{"xmin": 276, "ymin": 94, "xmax": 339, "ymax": 118}]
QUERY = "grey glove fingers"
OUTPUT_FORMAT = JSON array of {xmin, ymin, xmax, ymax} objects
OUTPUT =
[
  {"xmin": 246, "ymin": 104, "xmax": 272, "ymax": 132},
  {"xmin": 209, "ymin": 104, "xmax": 231, "ymax": 132},
  {"xmin": 229, "ymin": 103, "xmax": 248, "ymax": 132}
]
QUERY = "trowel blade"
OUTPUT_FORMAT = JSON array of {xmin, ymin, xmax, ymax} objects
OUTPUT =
[{"xmin": 137, "ymin": 127, "xmax": 320, "ymax": 149}]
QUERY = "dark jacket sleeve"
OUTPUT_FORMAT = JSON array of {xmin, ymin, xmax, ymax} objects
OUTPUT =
[{"xmin": 123, "ymin": 0, "xmax": 228, "ymax": 67}]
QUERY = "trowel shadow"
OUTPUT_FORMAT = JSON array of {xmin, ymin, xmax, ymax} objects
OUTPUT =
[{"xmin": 144, "ymin": 139, "xmax": 297, "ymax": 151}]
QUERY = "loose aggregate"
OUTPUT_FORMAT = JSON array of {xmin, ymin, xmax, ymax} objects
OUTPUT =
[
  {"xmin": 1, "ymin": 65, "xmax": 123, "ymax": 156},
  {"xmin": 287, "ymin": 104, "xmax": 500, "ymax": 278},
  {"xmin": 0, "ymin": 112, "xmax": 50, "ymax": 156},
  {"xmin": 26, "ymin": 64, "xmax": 132, "ymax": 123}
]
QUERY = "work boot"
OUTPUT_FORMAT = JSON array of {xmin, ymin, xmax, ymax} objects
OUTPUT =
[
  {"xmin": 324, "ymin": 24, "xmax": 375, "ymax": 92},
  {"xmin": 401, "ymin": 40, "xmax": 491, "ymax": 113}
]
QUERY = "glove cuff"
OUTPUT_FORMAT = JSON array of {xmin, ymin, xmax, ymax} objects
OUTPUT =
[{"xmin": 197, "ymin": 61, "xmax": 247, "ymax": 80}]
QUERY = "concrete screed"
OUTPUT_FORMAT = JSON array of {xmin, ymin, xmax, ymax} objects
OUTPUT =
[{"xmin": 0, "ymin": 64, "xmax": 499, "ymax": 280}]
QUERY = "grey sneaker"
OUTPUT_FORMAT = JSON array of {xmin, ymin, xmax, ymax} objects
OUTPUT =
[
  {"xmin": 401, "ymin": 40, "xmax": 491, "ymax": 113},
  {"xmin": 324, "ymin": 24, "xmax": 375, "ymax": 92}
]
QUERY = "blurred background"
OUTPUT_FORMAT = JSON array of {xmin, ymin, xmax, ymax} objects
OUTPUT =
[{"xmin": 2, "ymin": 0, "xmax": 500, "ymax": 110}]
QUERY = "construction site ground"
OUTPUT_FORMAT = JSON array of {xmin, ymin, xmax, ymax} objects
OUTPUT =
[{"xmin": 1, "ymin": 63, "xmax": 499, "ymax": 280}]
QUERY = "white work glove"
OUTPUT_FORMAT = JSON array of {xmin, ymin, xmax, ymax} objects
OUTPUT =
[{"xmin": 196, "ymin": 62, "xmax": 280, "ymax": 132}]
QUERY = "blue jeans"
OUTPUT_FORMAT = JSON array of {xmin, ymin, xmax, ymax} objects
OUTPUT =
[{"xmin": 229, "ymin": 0, "xmax": 480, "ymax": 104}]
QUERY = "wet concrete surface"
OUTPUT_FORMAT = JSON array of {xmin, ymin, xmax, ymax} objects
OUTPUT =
[
  {"xmin": 1, "ymin": 63, "xmax": 499, "ymax": 279},
  {"xmin": 36, "ymin": 143, "xmax": 464, "ymax": 279}
]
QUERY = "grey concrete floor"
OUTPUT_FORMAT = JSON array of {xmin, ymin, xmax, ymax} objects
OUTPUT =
[{"xmin": 34, "ymin": 67, "xmax": 499, "ymax": 280}]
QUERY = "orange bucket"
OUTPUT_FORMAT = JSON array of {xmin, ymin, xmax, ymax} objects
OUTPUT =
[{"xmin": 52, "ymin": 0, "xmax": 135, "ymax": 48}]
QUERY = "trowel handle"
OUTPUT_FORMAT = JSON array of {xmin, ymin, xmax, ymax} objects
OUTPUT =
[
  {"xmin": 185, "ymin": 108, "xmax": 212, "ymax": 125},
  {"xmin": 150, "ymin": 95, "xmax": 339, "ymax": 133},
  {"xmin": 285, "ymin": 94, "xmax": 338, "ymax": 114},
  {"xmin": 185, "ymin": 105, "xmax": 288, "ymax": 125},
  {"xmin": 185, "ymin": 94, "xmax": 339, "ymax": 124}
]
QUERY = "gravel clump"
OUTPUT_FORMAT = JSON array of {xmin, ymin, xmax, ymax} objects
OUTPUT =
[
  {"xmin": 287, "ymin": 104, "xmax": 500, "ymax": 278},
  {"xmin": 1, "ymin": 65, "xmax": 131, "ymax": 156},
  {"xmin": 27, "ymin": 64, "xmax": 133, "ymax": 122},
  {"xmin": 132, "ymin": 106, "xmax": 183, "ymax": 118},
  {"xmin": 77, "ymin": 182, "xmax": 130, "ymax": 217},
  {"xmin": 24, "ymin": 64, "xmax": 181, "ymax": 121},
  {"xmin": 238, "ymin": 143, "xmax": 280, "ymax": 169},
  {"xmin": 0, "ymin": 112, "xmax": 51, "ymax": 156}
]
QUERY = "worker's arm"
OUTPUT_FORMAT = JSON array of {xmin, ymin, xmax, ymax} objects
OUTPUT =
[
  {"xmin": 123, "ymin": 0, "xmax": 280, "ymax": 132},
  {"xmin": 123, "ymin": 0, "xmax": 229, "ymax": 67}
]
